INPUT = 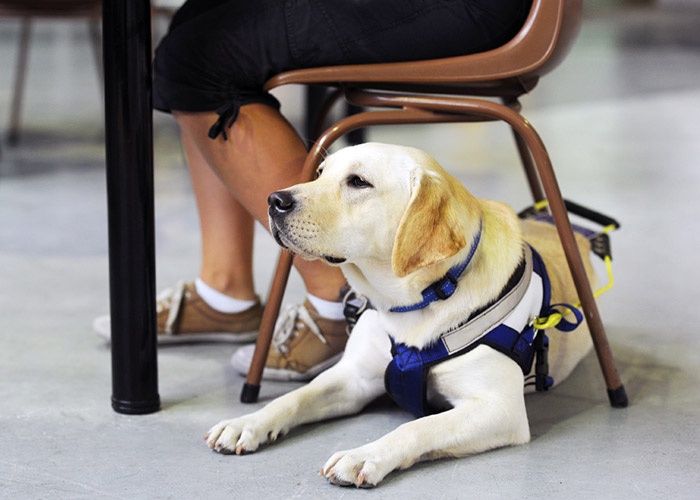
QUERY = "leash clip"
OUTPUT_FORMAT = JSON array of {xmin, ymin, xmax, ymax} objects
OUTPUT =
[{"xmin": 343, "ymin": 290, "xmax": 369, "ymax": 335}]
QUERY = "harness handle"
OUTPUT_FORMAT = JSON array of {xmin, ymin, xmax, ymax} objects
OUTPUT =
[
  {"xmin": 521, "ymin": 199, "xmax": 620, "ymax": 233},
  {"xmin": 561, "ymin": 199, "xmax": 620, "ymax": 231}
]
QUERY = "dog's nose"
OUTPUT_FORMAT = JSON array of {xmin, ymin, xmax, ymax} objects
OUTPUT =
[{"xmin": 268, "ymin": 190, "xmax": 296, "ymax": 214}]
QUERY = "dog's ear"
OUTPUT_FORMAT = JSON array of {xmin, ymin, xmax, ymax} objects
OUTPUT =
[{"xmin": 391, "ymin": 169, "xmax": 471, "ymax": 277}]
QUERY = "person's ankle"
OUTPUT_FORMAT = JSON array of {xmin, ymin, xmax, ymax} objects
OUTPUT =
[
  {"xmin": 305, "ymin": 279, "xmax": 349, "ymax": 301},
  {"xmin": 198, "ymin": 271, "xmax": 256, "ymax": 301},
  {"xmin": 195, "ymin": 278, "xmax": 257, "ymax": 314},
  {"xmin": 306, "ymin": 294, "xmax": 345, "ymax": 320}
]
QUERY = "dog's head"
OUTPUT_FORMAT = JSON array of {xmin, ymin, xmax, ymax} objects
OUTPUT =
[{"xmin": 268, "ymin": 143, "xmax": 482, "ymax": 278}]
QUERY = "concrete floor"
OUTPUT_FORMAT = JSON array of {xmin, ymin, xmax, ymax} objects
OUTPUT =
[{"xmin": 2, "ymin": 4, "xmax": 700, "ymax": 499}]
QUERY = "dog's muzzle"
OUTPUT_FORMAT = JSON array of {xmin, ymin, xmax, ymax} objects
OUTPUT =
[{"xmin": 267, "ymin": 189, "xmax": 346, "ymax": 264}]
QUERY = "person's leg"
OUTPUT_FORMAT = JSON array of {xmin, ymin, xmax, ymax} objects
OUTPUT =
[
  {"xmin": 147, "ymin": 0, "xmax": 532, "ymax": 363},
  {"xmin": 181, "ymin": 129, "xmax": 257, "ymax": 301},
  {"xmin": 177, "ymin": 104, "xmax": 349, "ymax": 380},
  {"xmin": 174, "ymin": 105, "xmax": 347, "ymax": 303},
  {"xmin": 91, "ymin": 132, "xmax": 265, "ymax": 342}
]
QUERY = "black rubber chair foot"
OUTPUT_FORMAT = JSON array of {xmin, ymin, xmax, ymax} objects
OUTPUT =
[
  {"xmin": 607, "ymin": 385, "xmax": 629, "ymax": 408},
  {"xmin": 111, "ymin": 396, "xmax": 161, "ymax": 415},
  {"xmin": 240, "ymin": 383, "xmax": 260, "ymax": 403}
]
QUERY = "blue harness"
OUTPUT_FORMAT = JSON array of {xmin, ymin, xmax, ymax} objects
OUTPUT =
[{"xmin": 384, "ymin": 245, "xmax": 582, "ymax": 418}]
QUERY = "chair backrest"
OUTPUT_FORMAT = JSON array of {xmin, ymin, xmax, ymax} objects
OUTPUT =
[{"xmin": 265, "ymin": 0, "xmax": 582, "ymax": 96}]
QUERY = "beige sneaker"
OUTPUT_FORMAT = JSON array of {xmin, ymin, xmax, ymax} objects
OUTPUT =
[
  {"xmin": 230, "ymin": 299, "xmax": 348, "ymax": 381},
  {"xmin": 93, "ymin": 281, "xmax": 263, "ymax": 344}
]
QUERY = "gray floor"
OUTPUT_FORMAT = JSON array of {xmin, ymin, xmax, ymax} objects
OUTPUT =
[{"xmin": 2, "ymin": 4, "xmax": 700, "ymax": 499}]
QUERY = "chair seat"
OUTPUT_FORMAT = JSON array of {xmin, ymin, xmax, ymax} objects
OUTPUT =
[
  {"xmin": 264, "ymin": 0, "xmax": 581, "ymax": 97},
  {"xmin": 293, "ymin": 77, "xmax": 541, "ymax": 99}
]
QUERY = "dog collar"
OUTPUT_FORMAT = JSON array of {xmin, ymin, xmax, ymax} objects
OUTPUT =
[{"xmin": 390, "ymin": 220, "xmax": 482, "ymax": 313}]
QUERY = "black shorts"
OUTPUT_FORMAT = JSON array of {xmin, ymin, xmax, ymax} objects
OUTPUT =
[{"xmin": 153, "ymin": 0, "xmax": 532, "ymax": 139}]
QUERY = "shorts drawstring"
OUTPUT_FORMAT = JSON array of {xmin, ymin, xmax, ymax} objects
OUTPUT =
[{"xmin": 208, "ymin": 102, "xmax": 241, "ymax": 140}]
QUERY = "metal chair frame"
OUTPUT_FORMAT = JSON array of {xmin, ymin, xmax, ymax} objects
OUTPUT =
[{"xmin": 241, "ymin": 0, "xmax": 628, "ymax": 408}]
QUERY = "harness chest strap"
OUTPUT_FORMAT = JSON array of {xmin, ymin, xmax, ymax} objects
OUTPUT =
[{"xmin": 384, "ymin": 245, "xmax": 559, "ymax": 418}]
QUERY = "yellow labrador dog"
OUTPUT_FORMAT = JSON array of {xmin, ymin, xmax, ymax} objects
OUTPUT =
[{"xmin": 206, "ymin": 143, "xmax": 595, "ymax": 487}]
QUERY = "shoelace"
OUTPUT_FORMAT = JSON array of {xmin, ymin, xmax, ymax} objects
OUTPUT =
[
  {"xmin": 156, "ymin": 280, "xmax": 188, "ymax": 334},
  {"xmin": 272, "ymin": 303, "xmax": 327, "ymax": 354}
]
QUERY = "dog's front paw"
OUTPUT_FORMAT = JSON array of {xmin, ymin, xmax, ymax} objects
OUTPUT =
[
  {"xmin": 205, "ymin": 416, "xmax": 282, "ymax": 455},
  {"xmin": 321, "ymin": 445, "xmax": 393, "ymax": 488}
]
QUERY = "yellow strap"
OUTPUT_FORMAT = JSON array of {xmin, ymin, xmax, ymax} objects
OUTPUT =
[
  {"xmin": 534, "ymin": 199, "xmax": 550, "ymax": 211},
  {"xmin": 533, "ymin": 255, "xmax": 614, "ymax": 330},
  {"xmin": 533, "ymin": 311, "xmax": 564, "ymax": 330},
  {"xmin": 527, "ymin": 199, "xmax": 616, "ymax": 330}
]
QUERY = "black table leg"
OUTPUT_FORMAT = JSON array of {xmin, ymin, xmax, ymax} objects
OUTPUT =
[{"xmin": 103, "ymin": 0, "xmax": 160, "ymax": 414}]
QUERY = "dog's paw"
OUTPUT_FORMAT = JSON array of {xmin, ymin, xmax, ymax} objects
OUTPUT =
[
  {"xmin": 205, "ymin": 416, "xmax": 283, "ymax": 455},
  {"xmin": 320, "ymin": 445, "xmax": 392, "ymax": 488}
]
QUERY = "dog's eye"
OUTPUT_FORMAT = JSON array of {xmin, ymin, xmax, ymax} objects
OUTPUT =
[{"xmin": 347, "ymin": 175, "xmax": 373, "ymax": 189}]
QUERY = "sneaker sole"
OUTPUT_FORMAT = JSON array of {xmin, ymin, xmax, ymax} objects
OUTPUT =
[
  {"xmin": 94, "ymin": 318, "xmax": 259, "ymax": 345},
  {"xmin": 231, "ymin": 350, "xmax": 343, "ymax": 382},
  {"xmin": 156, "ymin": 330, "xmax": 259, "ymax": 345}
]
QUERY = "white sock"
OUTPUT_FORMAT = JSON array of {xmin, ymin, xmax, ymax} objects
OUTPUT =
[
  {"xmin": 307, "ymin": 294, "xmax": 345, "ymax": 320},
  {"xmin": 195, "ymin": 278, "xmax": 257, "ymax": 314}
]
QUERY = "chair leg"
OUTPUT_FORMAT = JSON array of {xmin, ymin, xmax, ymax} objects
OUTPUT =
[
  {"xmin": 8, "ymin": 18, "xmax": 31, "ymax": 146},
  {"xmin": 501, "ymin": 98, "xmax": 544, "ymax": 203},
  {"xmin": 540, "ymin": 166, "xmax": 628, "ymax": 407},
  {"xmin": 241, "ymin": 90, "xmax": 346, "ymax": 402},
  {"xmin": 304, "ymin": 87, "xmax": 327, "ymax": 141},
  {"xmin": 241, "ymin": 250, "xmax": 294, "ymax": 403},
  {"xmin": 510, "ymin": 115, "xmax": 629, "ymax": 408},
  {"xmin": 310, "ymin": 88, "xmax": 344, "ymax": 141},
  {"xmin": 241, "ymin": 107, "xmax": 368, "ymax": 404},
  {"xmin": 304, "ymin": 87, "xmax": 366, "ymax": 146},
  {"xmin": 511, "ymin": 126, "xmax": 545, "ymax": 203},
  {"xmin": 345, "ymin": 103, "xmax": 366, "ymax": 146}
]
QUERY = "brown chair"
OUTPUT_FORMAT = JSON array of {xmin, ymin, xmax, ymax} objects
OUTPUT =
[
  {"xmin": 0, "ymin": 0, "xmax": 102, "ymax": 145},
  {"xmin": 241, "ymin": 0, "xmax": 628, "ymax": 409}
]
